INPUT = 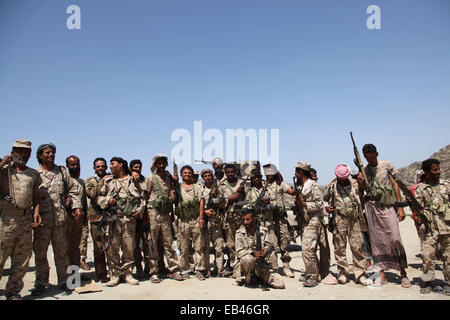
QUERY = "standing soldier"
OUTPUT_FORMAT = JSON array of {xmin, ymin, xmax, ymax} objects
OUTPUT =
[
  {"xmin": 218, "ymin": 164, "xmax": 246, "ymax": 276},
  {"xmin": 144, "ymin": 154, "xmax": 184, "ymax": 283},
  {"xmin": 323, "ymin": 164, "xmax": 368, "ymax": 285},
  {"xmin": 31, "ymin": 143, "xmax": 82, "ymax": 296},
  {"xmin": 244, "ymin": 169, "xmax": 279, "ymax": 270},
  {"xmin": 361, "ymin": 144, "xmax": 410, "ymax": 287},
  {"xmin": 200, "ymin": 169, "xmax": 231, "ymax": 277},
  {"xmin": 130, "ymin": 159, "xmax": 151, "ymax": 277},
  {"xmin": 65, "ymin": 155, "xmax": 88, "ymax": 269},
  {"xmin": 97, "ymin": 157, "xmax": 143, "ymax": 287},
  {"xmin": 413, "ymin": 159, "xmax": 450, "ymax": 295},
  {"xmin": 212, "ymin": 157, "xmax": 225, "ymax": 184},
  {"xmin": 293, "ymin": 161, "xmax": 329, "ymax": 287},
  {"xmin": 85, "ymin": 158, "xmax": 109, "ymax": 283},
  {"xmin": 235, "ymin": 208, "xmax": 285, "ymax": 289},
  {"xmin": 0, "ymin": 140, "xmax": 41, "ymax": 300},
  {"xmin": 264, "ymin": 164, "xmax": 295, "ymax": 278},
  {"xmin": 176, "ymin": 165, "xmax": 207, "ymax": 280}
]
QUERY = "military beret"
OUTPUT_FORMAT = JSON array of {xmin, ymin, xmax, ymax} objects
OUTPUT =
[
  {"xmin": 13, "ymin": 140, "xmax": 32, "ymax": 149},
  {"xmin": 263, "ymin": 164, "xmax": 278, "ymax": 176},
  {"xmin": 296, "ymin": 161, "xmax": 311, "ymax": 172}
]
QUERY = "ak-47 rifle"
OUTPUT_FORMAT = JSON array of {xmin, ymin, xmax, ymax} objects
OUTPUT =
[
  {"xmin": 99, "ymin": 187, "xmax": 121, "ymax": 251},
  {"xmin": 327, "ymin": 184, "xmax": 337, "ymax": 233},
  {"xmin": 350, "ymin": 131, "xmax": 371, "ymax": 192},
  {"xmin": 292, "ymin": 176, "xmax": 305, "ymax": 240},
  {"xmin": 172, "ymin": 160, "xmax": 181, "ymax": 205},
  {"xmin": 388, "ymin": 171, "xmax": 432, "ymax": 235}
]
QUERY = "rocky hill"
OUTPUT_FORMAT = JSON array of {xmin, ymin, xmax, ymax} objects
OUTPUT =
[{"xmin": 397, "ymin": 144, "xmax": 450, "ymax": 188}]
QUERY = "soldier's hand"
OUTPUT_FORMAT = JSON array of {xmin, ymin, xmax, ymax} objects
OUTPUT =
[
  {"xmin": 325, "ymin": 206, "xmax": 334, "ymax": 213},
  {"xmin": 262, "ymin": 198, "xmax": 270, "ymax": 205},
  {"xmin": 1, "ymin": 155, "xmax": 12, "ymax": 167},
  {"xmin": 73, "ymin": 208, "xmax": 82, "ymax": 222},
  {"xmin": 411, "ymin": 211, "xmax": 422, "ymax": 225},
  {"xmin": 212, "ymin": 187, "xmax": 218, "ymax": 197},
  {"xmin": 132, "ymin": 210, "xmax": 140, "ymax": 218},
  {"xmin": 397, "ymin": 207, "xmax": 405, "ymax": 222},
  {"xmin": 109, "ymin": 197, "xmax": 117, "ymax": 206},
  {"xmin": 205, "ymin": 209, "xmax": 216, "ymax": 217},
  {"xmin": 228, "ymin": 193, "xmax": 239, "ymax": 202},
  {"xmin": 131, "ymin": 171, "xmax": 140, "ymax": 182},
  {"xmin": 65, "ymin": 197, "xmax": 73, "ymax": 208},
  {"xmin": 31, "ymin": 213, "xmax": 42, "ymax": 228},
  {"xmin": 295, "ymin": 199, "xmax": 307, "ymax": 207},
  {"xmin": 199, "ymin": 218, "xmax": 205, "ymax": 229}
]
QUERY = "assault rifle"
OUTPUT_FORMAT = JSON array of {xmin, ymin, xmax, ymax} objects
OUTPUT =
[
  {"xmin": 388, "ymin": 171, "xmax": 431, "ymax": 235},
  {"xmin": 327, "ymin": 186, "xmax": 337, "ymax": 233},
  {"xmin": 99, "ymin": 189, "xmax": 121, "ymax": 251},
  {"xmin": 350, "ymin": 131, "xmax": 371, "ymax": 192},
  {"xmin": 292, "ymin": 176, "xmax": 305, "ymax": 240}
]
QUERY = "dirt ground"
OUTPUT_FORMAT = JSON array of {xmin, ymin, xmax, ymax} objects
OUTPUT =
[{"xmin": 1, "ymin": 212, "xmax": 449, "ymax": 300}]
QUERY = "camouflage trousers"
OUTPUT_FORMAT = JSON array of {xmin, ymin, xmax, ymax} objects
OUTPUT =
[
  {"xmin": 261, "ymin": 219, "xmax": 280, "ymax": 269},
  {"xmin": 332, "ymin": 214, "xmax": 366, "ymax": 279},
  {"xmin": 90, "ymin": 222, "xmax": 107, "ymax": 280},
  {"xmin": 274, "ymin": 217, "xmax": 291, "ymax": 264},
  {"xmin": 223, "ymin": 214, "xmax": 241, "ymax": 269},
  {"xmin": 79, "ymin": 218, "xmax": 89, "ymax": 261},
  {"xmin": 421, "ymin": 232, "xmax": 450, "ymax": 284},
  {"xmin": 202, "ymin": 218, "xmax": 225, "ymax": 274},
  {"xmin": 178, "ymin": 217, "xmax": 206, "ymax": 273},
  {"xmin": 237, "ymin": 255, "xmax": 285, "ymax": 289},
  {"xmin": 148, "ymin": 208, "xmax": 179, "ymax": 275},
  {"xmin": 33, "ymin": 223, "xmax": 69, "ymax": 286},
  {"xmin": 105, "ymin": 217, "xmax": 136, "ymax": 276},
  {"xmin": 133, "ymin": 217, "xmax": 150, "ymax": 269},
  {"xmin": 66, "ymin": 215, "xmax": 83, "ymax": 267},
  {"xmin": 301, "ymin": 215, "xmax": 330, "ymax": 282},
  {"xmin": 0, "ymin": 214, "xmax": 33, "ymax": 297}
]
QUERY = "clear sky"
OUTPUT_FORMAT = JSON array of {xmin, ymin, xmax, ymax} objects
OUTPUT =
[{"xmin": 1, "ymin": 0, "xmax": 449, "ymax": 183}]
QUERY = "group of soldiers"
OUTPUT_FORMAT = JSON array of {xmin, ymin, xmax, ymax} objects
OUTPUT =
[{"xmin": 0, "ymin": 139, "xmax": 449, "ymax": 299}]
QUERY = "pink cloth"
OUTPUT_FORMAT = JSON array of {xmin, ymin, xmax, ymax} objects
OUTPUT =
[{"xmin": 335, "ymin": 164, "xmax": 350, "ymax": 179}]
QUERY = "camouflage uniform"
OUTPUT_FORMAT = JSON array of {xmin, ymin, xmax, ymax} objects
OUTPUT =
[
  {"xmin": 235, "ymin": 225, "xmax": 285, "ymax": 289},
  {"xmin": 218, "ymin": 178, "xmax": 244, "ymax": 269},
  {"xmin": 245, "ymin": 185, "xmax": 279, "ymax": 269},
  {"xmin": 85, "ymin": 175, "xmax": 108, "ymax": 281},
  {"xmin": 202, "ymin": 184, "xmax": 226, "ymax": 275},
  {"xmin": 34, "ymin": 165, "xmax": 82, "ymax": 286},
  {"xmin": 177, "ymin": 183, "xmax": 206, "ymax": 274},
  {"xmin": 97, "ymin": 175, "xmax": 144, "ymax": 280},
  {"xmin": 414, "ymin": 179, "xmax": 450, "ymax": 284},
  {"xmin": 133, "ymin": 175, "xmax": 150, "ymax": 273},
  {"xmin": 323, "ymin": 178, "xmax": 366, "ymax": 280},
  {"xmin": 267, "ymin": 181, "xmax": 293, "ymax": 273},
  {"xmin": 297, "ymin": 178, "xmax": 329, "ymax": 282},
  {"xmin": 144, "ymin": 172, "xmax": 180, "ymax": 275},
  {"xmin": 66, "ymin": 177, "xmax": 87, "ymax": 267},
  {"xmin": 0, "ymin": 165, "xmax": 40, "ymax": 298}
]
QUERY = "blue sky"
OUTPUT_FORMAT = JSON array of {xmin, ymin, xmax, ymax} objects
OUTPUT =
[{"xmin": 1, "ymin": 0, "xmax": 449, "ymax": 183}]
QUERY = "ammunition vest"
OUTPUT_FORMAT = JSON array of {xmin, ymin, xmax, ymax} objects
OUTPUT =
[
  {"xmin": 116, "ymin": 180, "xmax": 140, "ymax": 217},
  {"xmin": 149, "ymin": 175, "xmax": 173, "ymax": 215},
  {"xmin": 334, "ymin": 182, "xmax": 359, "ymax": 219},
  {"xmin": 367, "ymin": 167, "xmax": 397, "ymax": 206},
  {"xmin": 177, "ymin": 185, "xmax": 200, "ymax": 220},
  {"xmin": 424, "ymin": 184, "xmax": 450, "ymax": 223}
]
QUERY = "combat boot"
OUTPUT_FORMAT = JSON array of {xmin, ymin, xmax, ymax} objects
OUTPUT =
[
  {"xmin": 283, "ymin": 263, "xmax": 294, "ymax": 278},
  {"xmin": 125, "ymin": 274, "xmax": 139, "ymax": 285},
  {"xmin": 106, "ymin": 270, "xmax": 120, "ymax": 287}
]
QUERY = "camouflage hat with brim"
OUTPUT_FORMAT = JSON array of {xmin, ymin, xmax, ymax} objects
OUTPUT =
[
  {"xmin": 296, "ymin": 161, "xmax": 311, "ymax": 172},
  {"xmin": 200, "ymin": 168, "xmax": 213, "ymax": 177},
  {"xmin": 13, "ymin": 140, "xmax": 32, "ymax": 149},
  {"xmin": 263, "ymin": 164, "xmax": 278, "ymax": 176},
  {"xmin": 151, "ymin": 153, "xmax": 168, "ymax": 173}
]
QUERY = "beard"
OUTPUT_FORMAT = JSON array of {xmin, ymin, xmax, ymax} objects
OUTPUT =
[
  {"xmin": 68, "ymin": 168, "xmax": 80, "ymax": 176},
  {"xmin": 12, "ymin": 155, "xmax": 27, "ymax": 166}
]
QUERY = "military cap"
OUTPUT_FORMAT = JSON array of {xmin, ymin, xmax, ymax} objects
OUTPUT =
[
  {"xmin": 296, "ymin": 161, "xmax": 311, "ymax": 172},
  {"xmin": 250, "ymin": 168, "xmax": 262, "ymax": 178},
  {"xmin": 13, "ymin": 140, "xmax": 32, "ymax": 149},
  {"xmin": 200, "ymin": 168, "xmax": 213, "ymax": 177},
  {"xmin": 263, "ymin": 164, "xmax": 278, "ymax": 176},
  {"xmin": 213, "ymin": 157, "xmax": 223, "ymax": 165},
  {"xmin": 151, "ymin": 153, "xmax": 169, "ymax": 173}
]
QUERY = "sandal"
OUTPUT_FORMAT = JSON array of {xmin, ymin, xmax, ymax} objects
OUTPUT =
[
  {"xmin": 401, "ymin": 277, "xmax": 411, "ymax": 288},
  {"xmin": 150, "ymin": 275, "xmax": 161, "ymax": 284},
  {"xmin": 420, "ymin": 286, "xmax": 432, "ymax": 294},
  {"xmin": 443, "ymin": 285, "xmax": 450, "ymax": 296}
]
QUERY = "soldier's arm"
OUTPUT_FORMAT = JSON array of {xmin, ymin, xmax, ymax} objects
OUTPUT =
[
  {"xmin": 64, "ymin": 169, "xmax": 82, "ymax": 210},
  {"xmin": 305, "ymin": 184, "xmax": 324, "ymax": 213},
  {"xmin": 85, "ymin": 178, "xmax": 98, "ymax": 200},
  {"xmin": 31, "ymin": 175, "xmax": 42, "ymax": 227},
  {"xmin": 96, "ymin": 180, "xmax": 111, "ymax": 210},
  {"xmin": 323, "ymin": 185, "xmax": 332, "ymax": 202},
  {"xmin": 235, "ymin": 231, "xmax": 252, "ymax": 259}
]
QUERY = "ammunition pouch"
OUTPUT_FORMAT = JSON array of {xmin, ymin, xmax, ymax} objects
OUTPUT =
[
  {"xmin": 368, "ymin": 183, "xmax": 397, "ymax": 206},
  {"xmin": 150, "ymin": 196, "xmax": 173, "ymax": 215},
  {"xmin": 429, "ymin": 202, "xmax": 450, "ymax": 223},
  {"xmin": 117, "ymin": 196, "xmax": 140, "ymax": 217},
  {"xmin": 177, "ymin": 197, "xmax": 200, "ymax": 220}
]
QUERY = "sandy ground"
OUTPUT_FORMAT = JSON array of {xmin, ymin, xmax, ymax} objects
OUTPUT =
[{"xmin": 1, "ymin": 212, "xmax": 449, "ymax": 301}]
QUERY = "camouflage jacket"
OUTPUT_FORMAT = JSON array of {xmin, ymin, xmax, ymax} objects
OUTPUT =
[
  {"xmin": 37, "ymin": 165, "xmax": 82, "ymax": 226},
  {"xmin": 415, "ymin": 179, "xmax": 450, "ymax": 235},
  {"xmin": 267, "ymin": 181, "xmax": 291, "ymax": 210},
  {"xmin": 0, "ymin": 166, "xmax": 41, "ymax": 215},
  {"xmin": 323, "ymin": 177, "xmax": 363, "ymax": 219},
  {"xmin": 85, "ymin": 175, "xmax": 105, "ymax": 223},
  {"xmin": 235, "ymin": 225, "xmax": 273, "ymax": 263},
  {"xmin": 218, "ymin": 178, "xmax": 245, "ymax": 213},
  {"xmin": 297, "ymin": 178, "xmax": 324, "ymax": 216}
]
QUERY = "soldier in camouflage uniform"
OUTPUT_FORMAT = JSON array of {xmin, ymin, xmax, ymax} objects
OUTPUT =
[
  {"xmin": 31, "ymin": 143, "xmax": 82, "ymax": 296},
  {"xmin": 218, "ymin": 164, "xmax": 246, "ymax": 276},
  {"xmin": 65, "ymin": 155, "xmax": 87, "ymax": 268},
  {"xmin": 79, "ymin": 221, "xmax": 90, "ymax": 270},
  {"xmin": 413, "ymin": 159, "xmax": 450, "ymax": 295},
  {"xmin": 235, "ymin": 208, "xmax": 285, "ymax": 289},
  {"xmin": 85, "ymin": 157, "xmax": 109, "ymax": 282},
  {"xmin": 212, "ymin": 157, "xmax": 225, "ymax": 184},
  {"xmin": 293, "ymin": 161, "xmax": 329, "ymax": 287},
  {"xmin": 244, "ymin": 168, "xmax": 279, "ymax": 270},
  {"xmin": 97, "ymin": 157, "xmax": 144, "ymax": 287},
  {"xmin": 264, "ymin": 164, "xmax": 296, "ymax": 278},
  {"xmin": 144, "ymin": 154, "xmax": 184, "ymax": 283},
  {"xmin": 176, "ymin": 165, "xmax": 207, "ymax": 280},
  {"xmin": 201, "ymin": 169, "xmax": 232, "ymax": 277},
  {"xmin": 323, "ymin": 164, "xmax": 368, "ymax": 285},
  {"xmin": 0, "ymin": 140, "xmax": 42, "ymax": 300}
]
